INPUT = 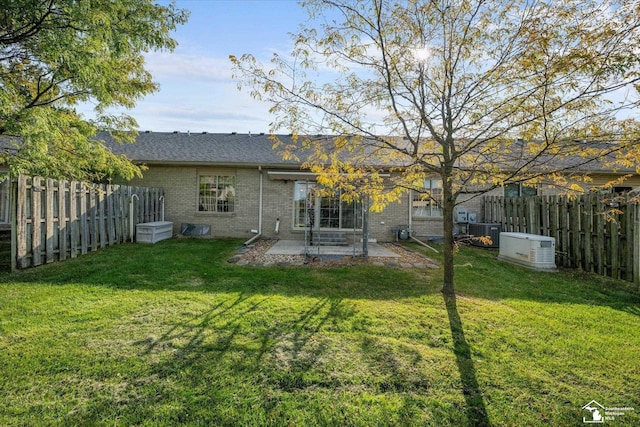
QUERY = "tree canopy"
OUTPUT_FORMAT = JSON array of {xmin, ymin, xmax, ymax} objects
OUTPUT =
[
  {"xmin": 231, "ymin": 0, "xmax": 640, "ymax": 294},
  {"xmin": 0, "ymin": 0, "xmax": 188, "ymax": 181}
]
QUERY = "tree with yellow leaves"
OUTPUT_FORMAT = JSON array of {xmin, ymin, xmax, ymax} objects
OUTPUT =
[{"xmin": 232, "ymin": 0, "xmax": 640, "ymax": 295}]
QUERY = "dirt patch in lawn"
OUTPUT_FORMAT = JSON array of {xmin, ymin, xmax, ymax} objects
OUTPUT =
[{"xmin": 229, "ymin": 239, "xmax": 439, "ymax": 269}]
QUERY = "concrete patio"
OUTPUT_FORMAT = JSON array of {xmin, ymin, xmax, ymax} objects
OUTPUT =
[{"xmin": 265, "ymin": 240, "xmax": 400, "ymax": 258}]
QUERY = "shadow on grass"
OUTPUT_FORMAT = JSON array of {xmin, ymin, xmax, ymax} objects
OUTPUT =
[
  {"xmin": 4, "ymin": 238, "xmax": 640, "ymax": 313},
  {"xmin": 409, "ymin": 242, "xmax": 640, "ymax": 318},
  {"xmin": 125, "ymin": 296, "xmax": 352, "ymax": 424},
  {"xmin": 135, "ymin": 292, "xmax": 262, "ymax": 357},
  {"xmin": 444, "ymin": 293, "xmax": 491, "ymax": 427}
]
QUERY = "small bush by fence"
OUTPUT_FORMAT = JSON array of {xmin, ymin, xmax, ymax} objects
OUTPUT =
[
  {"xmin": 13, "ymin": 175, "xmax": 164, "ymax": 269},
  {"xmin": 483, "ymin": 194, "xmax": 640, "ymax": 284}
]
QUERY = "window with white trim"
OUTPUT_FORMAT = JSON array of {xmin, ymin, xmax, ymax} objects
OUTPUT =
[
  {"xmin": 198, "ymin": 174, "xmax": 236, "ymax": 213},
  {"xmin": 412, "ymin": 179, "xmax": 443, "ymax": 218},
  {"xmin": 294, "ymin": 181, "xmax": 315, "ymax": 228}
]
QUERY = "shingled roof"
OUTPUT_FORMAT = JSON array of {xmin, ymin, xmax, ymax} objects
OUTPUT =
[
  {"xmin": 100, "ymin": 131, "xmax": 303, "ymax": 167},
  {"xmin": 4, "ymin": 130, "xmax": 631, "ymax": 174}
]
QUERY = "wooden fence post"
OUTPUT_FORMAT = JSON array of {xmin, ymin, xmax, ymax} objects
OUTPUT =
[
  {"xmin": 625, "ymin": 201, "xmax": 634, "ymax": 282},
  {"xmin": 69, "ymin": 181, "xmax": 78, "ymax": 258},
  {"xmin": 16, "ymin": 175, "xmax": 28, "ymax": 268},
  {"xmin": 570, "ymin": 197, "xmax": 580, "ymax": 269},
  {"xmin": 59, "ymin": 179, "xmax": 68, "ymax": 261},
  {"xmin": 10, "ymin": 178, "xmax": 17, "ymax": 271},
  {"xmin": 45, "ymin": 178, "xmax": 54, "ymax": 264},
  {"xmin": 31, "ymin": 176, "xmax": 42, "ymax": 267},
  {"xmin": 583, "ymin": 194, "xmax": 593, "ymax": 273},
  {"xmin": 634, "ymin": 202, "xmax": 640, "ymax": 287},
  {"xmin": 94, "ymin": 185, "xmax": 101, "ymax": 250}
]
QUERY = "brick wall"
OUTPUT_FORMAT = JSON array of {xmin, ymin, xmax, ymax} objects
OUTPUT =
[
  {"xmin": 130, "ymin": 165, "xmax": 262, "ymax": 239},
  {"xmin": 132, "ymin": 165, "xmax": 517, "ymax": 242}
]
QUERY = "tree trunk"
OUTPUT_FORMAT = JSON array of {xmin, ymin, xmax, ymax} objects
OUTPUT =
[{"xmin": 442, "ymin": 181, "xmax": 456, "ymax": 296}]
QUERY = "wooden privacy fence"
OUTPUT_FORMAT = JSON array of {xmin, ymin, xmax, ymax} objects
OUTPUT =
[
  {"xmin": 483, "ymin": 194, "xmax": 640, "ymax": 283},
  {"xmin": 13, "ymin": 175, "xmax": 165, "ymax": 269}
]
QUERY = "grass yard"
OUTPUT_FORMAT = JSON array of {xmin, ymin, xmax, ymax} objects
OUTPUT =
[{"xmin": 0, "ymin": 238, "xmax": 638, "ymax": 426}]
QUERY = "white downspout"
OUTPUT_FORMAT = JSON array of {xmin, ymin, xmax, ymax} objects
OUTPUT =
[
  {"xmin": 410, "ymin": 235, "xmax": 439, "ymax": 253},
  {"xmin": 258, "ymin": 166, "xmax": 263, "ymax": 235},
  {"xmin": 408, "ymin": 189, "xmax": 413, "ymax": 236},
  {"xmin": 244, "ymin": 166, "xmax": 263, "ymax": 246}
]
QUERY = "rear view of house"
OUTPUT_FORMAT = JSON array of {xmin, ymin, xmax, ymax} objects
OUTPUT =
[{"xmin": 103, "ymin": 132, "xmax": 465, "ymax": 243}]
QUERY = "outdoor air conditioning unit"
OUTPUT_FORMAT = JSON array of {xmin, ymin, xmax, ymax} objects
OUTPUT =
[
  {"xmin": 469, "ymin": 223, "xmax": 501, "ymax": 248},
  {"xmin": 498, "ymin": 232, "xmax": 556, "ymax": 271}
]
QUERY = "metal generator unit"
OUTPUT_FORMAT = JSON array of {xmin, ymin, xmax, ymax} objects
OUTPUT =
[{"xmin": 498, "ymin": 232, "xmax": 556, "ymax": 271}]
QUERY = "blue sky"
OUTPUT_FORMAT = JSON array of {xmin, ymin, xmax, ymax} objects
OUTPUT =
[
  {"xmin": 89, "ymin": 0, "xmax": 310, "ymax": 134},
  {"xmin": 81, "ymin": 1, "xmax": 638, "ymax": 134}
]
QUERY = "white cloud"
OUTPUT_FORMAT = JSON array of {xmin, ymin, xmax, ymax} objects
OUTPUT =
[{"xmin": 145, "ymin": 51, "xmax": 235, "ymax": 82}]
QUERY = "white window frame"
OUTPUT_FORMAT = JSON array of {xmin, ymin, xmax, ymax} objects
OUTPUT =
[
  {"xmin": 197, "ymin": 173, "xmax": 236, "ymax": 214},
  {"xmin": 412, "ymin": 179, "xmax": 443, "ymax": 218},
  {"xmin": 292, "ymin": 180, "xmax": 363, "ymax": 230}
]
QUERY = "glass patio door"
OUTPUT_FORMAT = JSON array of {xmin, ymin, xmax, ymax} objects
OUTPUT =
[
  {"xmin": 319, "ymin": 194, "xmax": 340, "ymax": 228},
  {"xmin": 294, "ymin": 181, "xmax": 362, "ymax": 230}
]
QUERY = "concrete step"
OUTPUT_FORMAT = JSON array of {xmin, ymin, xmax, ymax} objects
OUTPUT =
[{"xmin": 312, "ymin": 231, "xmax": 348, "ymax": 246}]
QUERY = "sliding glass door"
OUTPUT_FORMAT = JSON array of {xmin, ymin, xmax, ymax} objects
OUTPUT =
[{"xmin": 294, "ymin": 181, "xmax": 362, "ymax": 230}]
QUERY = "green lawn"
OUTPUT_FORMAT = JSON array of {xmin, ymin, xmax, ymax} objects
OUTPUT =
[{"xmin": 0, "ymin": 239, "xmax": 638, "ymax": 426}]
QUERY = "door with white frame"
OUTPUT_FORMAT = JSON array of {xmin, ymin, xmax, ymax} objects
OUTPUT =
[{"xmin": 294, "ymin": 181, "xmax": 362, "ymax": 231}]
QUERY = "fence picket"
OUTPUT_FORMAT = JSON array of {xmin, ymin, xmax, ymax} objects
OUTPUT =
[
  {"xmin": 89, "ymin": 185, "xmax": 98, "ymax": 252},
  {"xmin": 69, "ymin": 181, "xmax": 78, "ymax": 259},
  {"xmin": 570, "ymin": 197, "xmax": 580, "ymax": 269},
  {"xmin": 611, "ymin": 219, "xmax": 619, "ymax": 279},
  {"xmin": 79, "ymin": 183, "xmax": 88, "ymax": 255},
  {"xmin": 11, "ymin": 175, "xmax": 164, "ymax": 269},
  {"xmin": 45, "ymin": 178, "xmax": 55, "ymax": 263},
  {"xmin": 108, "ymin": 185, "xmax": 114, "ymax": 243},
  {"xmin": 625, "ymin": 202, "xmax": 634, "ymax": 280},
  {"xmin": 59, "ymin": 180, "xmax": 68, "ymax": 261},
  {"xmin": 16, "ymin": 175, "xmax": 28, "ymax": 268},
  {"xmin": 114, "ymin": 186, "xmax": 123, "ymax": 243},
  {"xmin": 595, "ymin": 196, "xmax": 605, "ymax": 275},
  {"xmin": 31, "ymin": 177, "xmax": 42, "ymax": 266},
  {"xmin": 583, "ymin": 194, "xmax": 593, "ymax": 273}
]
